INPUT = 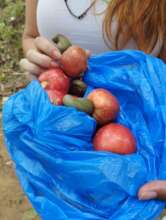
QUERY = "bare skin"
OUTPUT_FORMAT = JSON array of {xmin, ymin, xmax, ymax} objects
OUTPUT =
[
  {"xmin": 138, "ymin": 180, "xmax": 166, "ymax": 201},
  {"xmin": 19, "ymin": 0, "xmax": 62, "ymax": 76}
]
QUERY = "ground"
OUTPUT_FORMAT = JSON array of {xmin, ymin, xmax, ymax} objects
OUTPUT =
[{"xmin": 0, "ymin": 111, "xmax": 40, "ymax": 220}]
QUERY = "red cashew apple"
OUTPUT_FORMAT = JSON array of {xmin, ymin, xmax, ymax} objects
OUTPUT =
[
  {"xmin": 93, "ymin": 123, "xmax": 136, "ymax": 154},
  {"xmin": 87, "ymin": 89, "xmax": 120, "ymax": 125},
  {"xmin": 46, "ymin": 90, "xmax": 65, "ymax": 105},
  {"xmin": 60, "ymin": 45, "xmax": 88, "ymax": 77},
  {"xmin": 39, "ymin": 68, "xmax": 70, "ymax": 93}
]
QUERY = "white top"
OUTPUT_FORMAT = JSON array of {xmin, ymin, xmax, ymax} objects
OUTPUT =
[{"xmin": 37, "ymin": 0, "xmax": 162, "ymax": 56}]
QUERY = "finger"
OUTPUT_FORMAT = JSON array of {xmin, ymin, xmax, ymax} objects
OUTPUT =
[
  {"xmin": 26, "ymin": 49, "xmax": 59, "ymax": 68},
  {"xmin": 34, "ymin": 36, "xmax": 61, "ymax": 60},
  {"xmin": 138, "ymin": 190, "xmax": 158, "ymax": 200},
  {"xmin": 19, "ymin": 58, "xmax": 45, "ymax": 76},
  {"xmin": 138, "ymin": 181, "xmax": 166, "ymax": 200}
]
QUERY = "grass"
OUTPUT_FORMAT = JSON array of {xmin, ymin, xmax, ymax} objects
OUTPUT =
[{"xmin": 0, "ymin": 0, "xmax": 25, "ymax": 82}]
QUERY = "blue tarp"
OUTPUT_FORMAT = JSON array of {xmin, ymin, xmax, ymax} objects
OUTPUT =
[{"xmin": 2, "ymin": 50, "xmax": 166, "ymax": 219}]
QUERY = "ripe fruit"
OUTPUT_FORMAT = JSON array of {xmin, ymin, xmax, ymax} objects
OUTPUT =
[
  {"xmin": 46, "ymin": 90, "xmax": 65, "ymax": 105},
  {"xmin": 39, "ymin": 68, "xmax": 70, "ymax": 93},
  {"xmin": 63, "ymin": 94, "xmax": 94, "ymax": 114},
  {"xmin": 60, "ymin": 46, "xmax": 88, "ymax": 77},
  {"xmin": 87, "ymin": 89, "xmax": 120, "ymax": 125},
  {"xmin": 93, "ymin": 123, "xmax": 136, "ymax": 154}
]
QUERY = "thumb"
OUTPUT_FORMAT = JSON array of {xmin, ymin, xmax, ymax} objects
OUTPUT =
[{"xmin": 138, "ymin": 180, "xmax": 166, "ymax": 201}]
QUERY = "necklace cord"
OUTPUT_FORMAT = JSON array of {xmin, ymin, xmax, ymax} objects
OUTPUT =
[{"xmin": 64, "ymin": 0, "xmax": 96, "ymax": 19}]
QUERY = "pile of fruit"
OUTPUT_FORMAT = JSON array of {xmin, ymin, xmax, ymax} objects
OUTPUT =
[{"xmin": 38, "ymin": 34, "xmax": 137, "ymax": 155}]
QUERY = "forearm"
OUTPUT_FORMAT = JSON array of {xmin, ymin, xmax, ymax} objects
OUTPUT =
[
  {"xmin": 22, "ymin": 31, "xmax": 39, "ymax": 55},
  {"xmin": 23, "ymin": 0, "xmax": 39, "ymax": 55}
]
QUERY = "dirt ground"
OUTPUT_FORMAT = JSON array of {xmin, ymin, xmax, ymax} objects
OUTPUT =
[{"xmin": 0, "ymin": 116, "xmax": 40, "ymax": 220}]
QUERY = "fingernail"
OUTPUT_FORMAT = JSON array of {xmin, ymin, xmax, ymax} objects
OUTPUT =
[
  {"xmin": 139, "ymin": 191, "xmax": 157, "ymax": 200},
  {"xmin": 50, "ymin": 61, "xmax": 59, "ymax": 68},
  {"xmin": 52, "ymin": 50, "xmax": 61, "ymax": 59}
]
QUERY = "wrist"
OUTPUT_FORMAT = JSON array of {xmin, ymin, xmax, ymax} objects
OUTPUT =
[{"xmin": 22, "ymin": 35, "xmax": 37, "ymax": 56}]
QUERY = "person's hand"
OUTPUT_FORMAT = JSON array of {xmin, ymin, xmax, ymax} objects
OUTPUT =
[
  {"xmin": 138, "ymin": 180, "xmax": 166, "ymax": 200},
  {"xmin": 20, "ymin": 36, "xmax": 61, "ymax": 76}
]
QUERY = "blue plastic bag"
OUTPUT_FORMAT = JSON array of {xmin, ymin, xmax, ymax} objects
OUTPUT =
[{"xmin": 2, "ymin": 50, "xmax": 166, "ymax": 220}]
